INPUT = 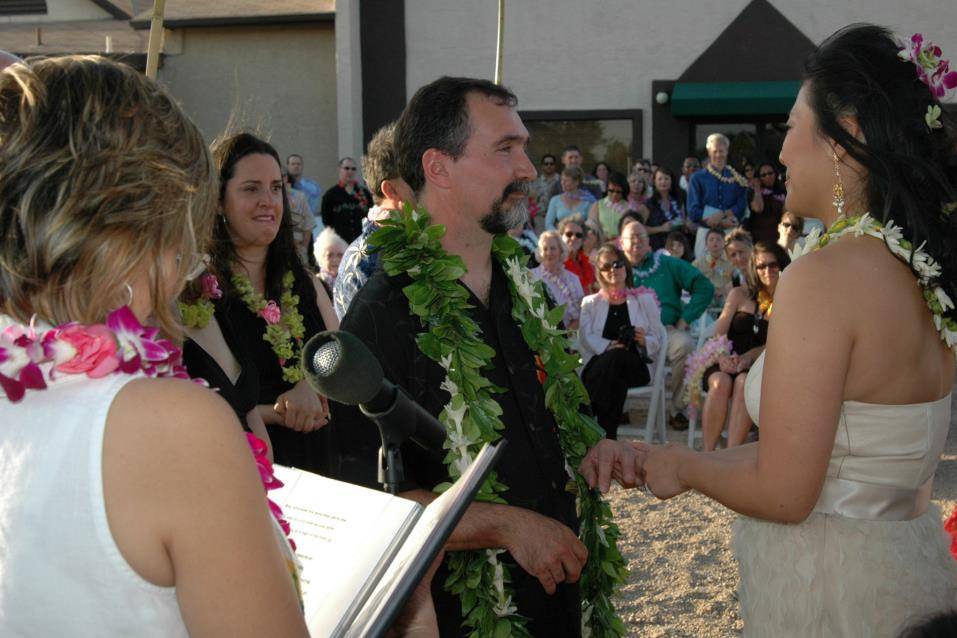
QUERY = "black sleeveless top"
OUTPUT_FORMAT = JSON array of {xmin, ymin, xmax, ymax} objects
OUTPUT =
[
  {"xmin": 727, "ymin": 303, "xmax": 769, "ymax": 355},
  {"xmin": 216, "ymin": 268, "xmax": 335, "ymax": 475}
]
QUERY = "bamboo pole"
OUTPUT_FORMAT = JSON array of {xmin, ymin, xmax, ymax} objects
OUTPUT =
[
  {"xmin": 145, "ymin": 0, "xmax": 167, "ymax": 80},
  {"xmin": 494, "ymin": 0, "xmax": 505, "ymax": 84}
]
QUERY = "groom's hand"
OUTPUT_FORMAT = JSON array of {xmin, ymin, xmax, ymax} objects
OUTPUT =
[{"xmin": 579, "ymin": 439, "xmax": 640, "ymax": 493}]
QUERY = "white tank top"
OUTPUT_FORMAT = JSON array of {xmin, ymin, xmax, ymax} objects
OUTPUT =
[{"xmin": 0, "ymin": 372, "xmax": 188, "ymax": 636}]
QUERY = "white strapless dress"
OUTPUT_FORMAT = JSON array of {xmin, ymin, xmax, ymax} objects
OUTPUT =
[{"xmin": 732, "ymin": 353, "xmax": 957, "ymax": 637}]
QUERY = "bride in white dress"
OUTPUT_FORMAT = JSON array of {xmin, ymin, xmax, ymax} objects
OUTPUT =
[{"xmin": 638, "ymin": 25, "xmax": 957, "ymax": 637}]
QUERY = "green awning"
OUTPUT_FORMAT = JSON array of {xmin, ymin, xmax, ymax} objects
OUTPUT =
[{"xmin": 670, "ymin": 81, "xmax": 801, "ymax": 117}]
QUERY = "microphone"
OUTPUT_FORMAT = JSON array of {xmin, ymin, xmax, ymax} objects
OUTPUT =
[{"xmin": 301, "ymin": 330, "xmax": 448, "ymax": 453}]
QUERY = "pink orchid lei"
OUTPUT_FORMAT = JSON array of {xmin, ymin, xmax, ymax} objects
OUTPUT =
[
  {"xmin": 0, "ymin": 306, "xmax": 296, "ymax": 551},
  {"xmin": 945, "ymin": 505, "xmax": 957, "ymax": 561},
  {"xmin": 898, "ymin": 33, "xmax": 957, "ymax": 130},
  {"xmin": 682, "ymin": 334, "xmax": 734, "ymax": 422}
]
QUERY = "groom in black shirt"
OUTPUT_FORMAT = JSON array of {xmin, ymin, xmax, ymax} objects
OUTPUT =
[{"xmin": 335, "ymin": 76, "xmax": 638, "ymax": 637}]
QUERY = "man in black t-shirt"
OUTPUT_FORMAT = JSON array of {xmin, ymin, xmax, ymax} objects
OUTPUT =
[
  {"xmin": 319, "ymin": 157, "xmax": 373, "ymax": 243},
  {"xmin": 334, "ymin": 76, "xmax": 639, "ymax": 638}
]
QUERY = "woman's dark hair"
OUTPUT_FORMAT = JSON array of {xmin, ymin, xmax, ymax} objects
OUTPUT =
[
  {"xmin": 607, "ymin": 171, "xmax": 629, "ymax": 199},
  {"xmin": 899, "ymin": 611, "xmax": 957, "ymax": 637},
  {"xmin": 595, "ymin": 243, "xmax": 633, "ymax": 288},
  {"xmin": 650, "ymin": 167, "xmax": 682, "ymax": 205},
  {"xmin": 781, "ymin": 210, "xmax": 805, "ymax": 235},
  {"xmin": 594, "ymin": 161, "xmax": 611, "ymax": 175},
  {"xmin": 746, "ymin": 240, "xmax": 791, "ymax": 295},
  {"xmin": 209, "ymin": 132, "xmax": 317, "ymax": 308},
  {"xmin": 665, "ymin": 231, "xmax": 693, "ymax": 262},
  {"xmin": 803, "ymin": 24, "xmax": 957, "ymax": 327}
]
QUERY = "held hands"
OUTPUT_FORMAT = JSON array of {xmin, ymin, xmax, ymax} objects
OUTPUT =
[
  {"xmin": 578, "ymin": 439, "xmax": 641, "ymax": 493},
  {"xmin": 273, "ymin": 379, "xmax": 330, "ymax": 432},
  {"xmin": 718, "ymin": 354, "xmax": 739, "ymax": 375},
  {"xmin": 633, "ymin": 327, "xmax": 646, "ymax": 347},
  {"xmin": 632, "ymin": 442, "xmax": 693, "ymax": 500}
]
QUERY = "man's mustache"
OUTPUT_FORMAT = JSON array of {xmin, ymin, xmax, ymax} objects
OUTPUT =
[{"xmin": 502, "ymin": 181, "xmax": 530, "ymax": 199}]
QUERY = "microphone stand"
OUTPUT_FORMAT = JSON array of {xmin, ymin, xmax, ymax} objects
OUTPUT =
[{"xmin": 361, "ymin": 386, "xmax": 419, "ymax": 495}]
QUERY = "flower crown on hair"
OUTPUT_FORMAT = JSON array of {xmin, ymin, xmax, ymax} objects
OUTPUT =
[{"xmin": 898, "ymin": 33, "xmax": 957, "ymax": 130}]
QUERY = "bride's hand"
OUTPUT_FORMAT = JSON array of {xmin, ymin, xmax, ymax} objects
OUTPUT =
[{"xmin": 641, "ymin": 443, "xmax": 693, "ymax": 500}]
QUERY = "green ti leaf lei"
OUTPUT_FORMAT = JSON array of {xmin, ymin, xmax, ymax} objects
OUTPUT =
[
  {"xmin": 369, "ymin": 204, "xmax": 628, "ymax": 638},
  {"xmin": 232, "ymin": 271, "xmax": 307, "ymax": 383}
]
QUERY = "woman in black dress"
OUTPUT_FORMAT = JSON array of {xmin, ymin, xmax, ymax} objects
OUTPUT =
[
  {"xmin": 207, "ymin": 132, "xmax": 339, "ymax": 474},
  {"xmin": 701, "ymin": 241, "xmax": 789, "ymax": 451}
]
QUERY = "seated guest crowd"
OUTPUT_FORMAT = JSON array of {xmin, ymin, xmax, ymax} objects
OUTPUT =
[{"xmin": 0, "ymin": 51, "xmax": 819, "ymax": 636}]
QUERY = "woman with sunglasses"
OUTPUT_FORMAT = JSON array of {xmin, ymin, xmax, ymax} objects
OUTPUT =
[
  {"xmin": 776, "ymin": 210, "xmax": 805, "ymax": 253},
  {"xmin": 557, "ymin": 214, "xmax": 596, "ymax": 292},
  {"xmin": 579, "ymin": 244, "xmax": 664, "ymax": 439},
  {"xmin": 746, "ymin": 163, "xmax": 786, "ymax": 245},
  {"xmin": 588, "ymin": 172, "xmax": 631, "ymax": 240},
  {"xmin": 530, "ymin": 230, "xmax": 584, "ymax": 330},
  {"xmin": 699, "ymin": 241, "xmax": 789, "ymax": 451}
]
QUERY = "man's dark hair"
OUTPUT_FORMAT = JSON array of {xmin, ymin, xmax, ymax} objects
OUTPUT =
[
  {"xmin": 541, "ymin": 153, "xmax": 557, "ymax": 164},
  {"xmin": 338, "ymin": 156, "xmax": 356, "ymax": 166},
  {"xmin": 394, "ymin": 76, "xmax": 518, "ymax": 194},
  {"xmin": 562, "ymin": 144, "xmax": 581, "ymax": 156},
  {"xmin": 362, "ymin": 122, "xmax": 398, "ymax": 204}
]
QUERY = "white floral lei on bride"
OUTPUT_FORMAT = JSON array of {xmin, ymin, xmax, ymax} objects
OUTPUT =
[{"xmin": 791, "ymin": 213, "xmax": 956, "ymax": 359}]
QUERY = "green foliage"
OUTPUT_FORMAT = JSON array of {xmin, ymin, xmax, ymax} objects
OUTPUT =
[{"xmin": 372, "ymin": 206, "xmax": 628, "ymax": 637}]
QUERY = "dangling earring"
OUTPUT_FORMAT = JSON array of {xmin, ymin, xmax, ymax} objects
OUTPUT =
[
  {"xmin": 125, "ymin": 283, "xmax": 134, "ymax": 307},
  {"xmin": 831, "ymin": 152, "xmax": 846, "ymax": 218}
]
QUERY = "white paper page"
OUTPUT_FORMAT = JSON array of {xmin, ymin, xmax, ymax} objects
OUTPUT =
[
  {"xmin": 344, "ymin": 444, "xmax": 501, "ymax": 637},
  {"xmin": 270, "ymin": 466, "xmax": 421, "ymax": 637}
]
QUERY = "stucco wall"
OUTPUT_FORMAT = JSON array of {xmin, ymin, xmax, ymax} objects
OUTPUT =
[
  {"xmin": 403, "ymin": 0, "xmax": 957, "ymax": 158},
  {"xmin": 0, "ymin": 0, "xmax": 111, "ymax": 24},
  {"xmin": 158, "ymin": 23, "xmax": 339, "ymax": 189}
]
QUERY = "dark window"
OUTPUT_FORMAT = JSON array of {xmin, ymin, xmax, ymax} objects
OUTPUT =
[
  {"xmin": 692, "ymin": 118, "xmax": 787, "ymax": 172},
  {"xmin": 520, "ymin": 109, "xmax": 643, "ymax": 177},
  {"xmin": 0, "ymin": 0, "xmax": 47, "ymax": 16}
]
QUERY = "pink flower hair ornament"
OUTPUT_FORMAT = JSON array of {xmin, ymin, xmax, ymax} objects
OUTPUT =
[{"xmin": 898, "ymin": 33, "xmax": 957, "ymax": 130}]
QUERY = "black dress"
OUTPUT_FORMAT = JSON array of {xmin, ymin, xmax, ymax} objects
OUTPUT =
[
  {"xmin": 701, "ymin": 302, "xmax": 769, "ymax": 391},
  {"xmin": 217, "ymin": 270, "xmax": 336, "ymax": 475},
  {"xmin": 182, "ymin": 314, "xmax": 259, "ymax": 432},
  {"xmin": 581, "ymin": 303, "xmax": 651, "ymax": 440}
]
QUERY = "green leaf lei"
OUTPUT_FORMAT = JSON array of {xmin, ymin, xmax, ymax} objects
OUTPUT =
[
  {"xmin": 232, "ymin": 270, "xmax": 307, "ymax": 383},
  {"xmin": 178, "ymin": 298, "xmax": 215, "ymax": 329},
  {"xmin": 370, "ymin": 205, "xmax": 628, "ymax": 637}
]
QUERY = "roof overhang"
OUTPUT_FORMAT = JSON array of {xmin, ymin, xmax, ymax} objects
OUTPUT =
[{"xmin": 670, "ymin": 81, "xmax": 800, "ymax": 117}]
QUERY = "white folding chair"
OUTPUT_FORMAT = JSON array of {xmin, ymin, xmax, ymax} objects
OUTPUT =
[
  {"xmin": 623, "ymin": 324, "xmax": 668, "ymax": 444},
  {"xmin": 686, "ymin": 313, "xmax": 714, "ymax": 447}
]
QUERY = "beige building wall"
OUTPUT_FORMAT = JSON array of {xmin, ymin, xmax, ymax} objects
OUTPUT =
[
  {"xmin": 0, "ymin": 0, "xmax": 112, "ymax": 24},
  {"xmin": 157, "ymin": 23, "xmax": 339, "ymax": 189},
  {"xmin": 403, "ymin": 0, "xmax": 957, "ymax": 158}
]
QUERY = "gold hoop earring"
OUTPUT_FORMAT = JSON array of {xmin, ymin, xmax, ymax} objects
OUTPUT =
[{"xmin": 831, "ymin": 152, "xmax": 846, "ymax": 218}]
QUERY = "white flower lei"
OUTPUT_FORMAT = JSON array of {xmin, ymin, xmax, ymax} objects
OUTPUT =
[
  {"xmin": 791, "ymin": 213, "xmax": 957, "ymax": 359},
  {"xmin": 633, "ymin": 251, "xmax": 662, "ymax": 279}
]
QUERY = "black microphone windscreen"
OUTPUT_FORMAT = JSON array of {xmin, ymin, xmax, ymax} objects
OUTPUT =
[{"xmin": 300, "ymin": 330, "xmax": 385, "ymax": 405}]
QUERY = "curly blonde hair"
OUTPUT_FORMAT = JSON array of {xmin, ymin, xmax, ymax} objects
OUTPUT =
[{"xmin": 0, "ymin": 56, "xmax": 216, "ymax": 336}]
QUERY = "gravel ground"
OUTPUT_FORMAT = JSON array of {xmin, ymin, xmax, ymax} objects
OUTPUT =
[{"xmin": 606, "ymin": 390, "xmax": 957, "ymax": 637}]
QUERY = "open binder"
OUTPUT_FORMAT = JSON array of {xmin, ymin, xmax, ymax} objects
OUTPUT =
[{"xmin": 270, "ymin": 441, "xmax": 505, "ymax": 637}]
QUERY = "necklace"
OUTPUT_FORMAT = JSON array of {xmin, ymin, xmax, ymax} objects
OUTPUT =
[
  {"xmin": 179, "ymin": 273, "xmax": 223, "ymax": 329},
  {"xmin": 0, "ymin": 306, "xmax": 299, "ymax": 566},
  {"xmin": 370, "ymin": 204, "xmax": 627, "ymax": 638},
  {"xmin": 633, "ymin": 252, "xmax": 662, "ymax": 279},
  {"xmin": 232, "ymin": 271, "xmax": 306, "ymax": 383},
  {"xmin": 793, "ymin": 213, "xmax": 956, "ymax": 359},
  {"xmin": 706, "ymin": 164, "xmax": 749, "ymax": 187}
]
